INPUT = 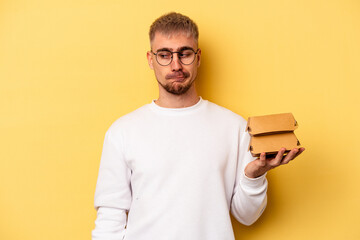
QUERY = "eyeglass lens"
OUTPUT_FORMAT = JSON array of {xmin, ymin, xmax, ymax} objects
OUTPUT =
[{"xmin": 156, "ymin": 49, "xmax": 196, "ymax": 66}]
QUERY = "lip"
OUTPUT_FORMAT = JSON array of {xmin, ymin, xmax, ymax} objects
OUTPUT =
[{"xmin": 171, "ymin": 76, "xmax": 186, "ymax": 82}]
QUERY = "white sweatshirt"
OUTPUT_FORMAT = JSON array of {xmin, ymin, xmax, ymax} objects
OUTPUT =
[{"xmin": 92, "ymin": 98, "xmax": 267, "ymax": 240}]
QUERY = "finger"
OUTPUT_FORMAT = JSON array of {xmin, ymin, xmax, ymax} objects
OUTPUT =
[
  {"xmin": 282, "ymin": 148, "xmax": 299, "ymax": 164},
  {"xmin": 287, "ymin": 147, "xmax": 305, "ymax": 161},
  {"xmin": 259, "ymin": 152, "xmax": 266, "ymax": 167},
  {"xmin": 294, "ymin": 147, "xmax": 305, "ymax": 158},
  {"xmin": 271, "ymin": 148, "xmax": 286, "ymax": 167}
]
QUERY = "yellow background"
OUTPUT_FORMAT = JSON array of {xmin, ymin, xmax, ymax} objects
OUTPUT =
[{"xmin": 1, "ymin": 0, "xmax": 359, "ymax": 239}]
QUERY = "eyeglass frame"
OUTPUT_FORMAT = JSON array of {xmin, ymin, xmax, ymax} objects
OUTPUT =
[{"xmin": 150, "ymin": 47, "xmax": 200, "ymax": 66}]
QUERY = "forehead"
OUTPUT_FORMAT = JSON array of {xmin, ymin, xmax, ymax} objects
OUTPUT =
[{"xmin": 151, "ymin": 31, "xmax": 197, "ymax": 51}]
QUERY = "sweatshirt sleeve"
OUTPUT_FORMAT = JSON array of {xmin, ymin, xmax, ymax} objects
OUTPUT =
[
  {"xmin": 92, "ymin": 129, "xmax": 132, "ymax": 240},
  {"xmin": 230, "ymin": 126, "xmax": 268, "ymax": 226}
]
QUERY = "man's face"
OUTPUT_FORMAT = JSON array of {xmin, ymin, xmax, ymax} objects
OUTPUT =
[{"xmin": 147, "ymin": 31, "xmax": 201, "ymax": 95}]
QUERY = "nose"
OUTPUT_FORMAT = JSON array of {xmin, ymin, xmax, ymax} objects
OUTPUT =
[{"xmin": 170, "ymin": 53, "xmax": 182, "ymax": 71}]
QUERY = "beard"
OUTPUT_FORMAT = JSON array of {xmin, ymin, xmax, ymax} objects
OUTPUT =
[{"xmin": 157, "ymin": 71, "xmax": 194, "ymax": 95}]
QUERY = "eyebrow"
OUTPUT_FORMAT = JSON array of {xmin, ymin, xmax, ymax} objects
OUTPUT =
[{"xmin": 155, "ymin": 46, "xmax": 195, "ymax": 52}]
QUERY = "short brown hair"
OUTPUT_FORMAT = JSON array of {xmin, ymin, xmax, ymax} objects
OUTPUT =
[{"xmin": 149, "ymin": 12, "xmax": 199, "ymax": 45}]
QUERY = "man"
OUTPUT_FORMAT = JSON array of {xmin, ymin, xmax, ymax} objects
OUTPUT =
[{"xmin": 92, "ymin": 12, "xmax": 305, "ymax": 240}]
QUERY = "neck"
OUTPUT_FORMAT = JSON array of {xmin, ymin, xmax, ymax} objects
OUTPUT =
[{"xmin": 155, "ymin": 84, "xmax": 200, "ymax": 108}]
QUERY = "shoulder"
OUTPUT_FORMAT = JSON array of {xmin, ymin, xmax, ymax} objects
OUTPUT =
[
  {"xmin": 204, "ymin": 100, "xmax": 247, "ymax": 127},
  {"xmin": 107, "ymin": 104, "xmax": 151, "ymax": 135}
]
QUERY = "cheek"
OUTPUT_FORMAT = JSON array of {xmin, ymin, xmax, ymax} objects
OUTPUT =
[
  {"xmin": 188, "ymin": 66, "xmax": 198, "ymax": 77},
  {"xmin": 153, "ymin": 67, "xmax": 167, "ymax": 80}
]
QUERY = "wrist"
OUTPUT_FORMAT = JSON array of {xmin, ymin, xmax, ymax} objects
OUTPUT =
[
  {"xmin": 245, "ymin": 165, "xmax": 268, "ymax": 179},
  {"xmin": 245, "ymin": 171, "xmax": 261, "ymax": 179}
]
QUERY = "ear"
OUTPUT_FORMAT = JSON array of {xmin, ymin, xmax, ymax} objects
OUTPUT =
[
  {"xmin": 147, "ymin": 51, "xmax": 154, "ymax": 69},
  {"xmin": 196, "ymin": 48, "xmax": 201, "ymax": 67}
]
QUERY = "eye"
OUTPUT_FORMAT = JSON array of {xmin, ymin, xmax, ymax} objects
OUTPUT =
[
  {"xmin": 157, "ymin": 51, "xmax": 171, "ymax": 59},
  {"xmin": 179, "ymin": 50, "xmax": 194, "ymax": 58}
]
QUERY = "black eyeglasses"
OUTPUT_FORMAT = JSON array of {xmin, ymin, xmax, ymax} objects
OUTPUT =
[{"xmin": 151, "ymin": 48, "xmax": 199, "ymax": 66}]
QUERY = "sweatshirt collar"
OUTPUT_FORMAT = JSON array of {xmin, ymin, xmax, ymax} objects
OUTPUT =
[{"xmin": 149, "ymin": 97, "xmax": 205, "ymax": 115}]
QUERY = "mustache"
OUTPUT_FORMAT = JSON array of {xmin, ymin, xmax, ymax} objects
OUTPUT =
[{"xmin": 165, "ymin": 71, "xmax": 190, "ymax": 80}]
